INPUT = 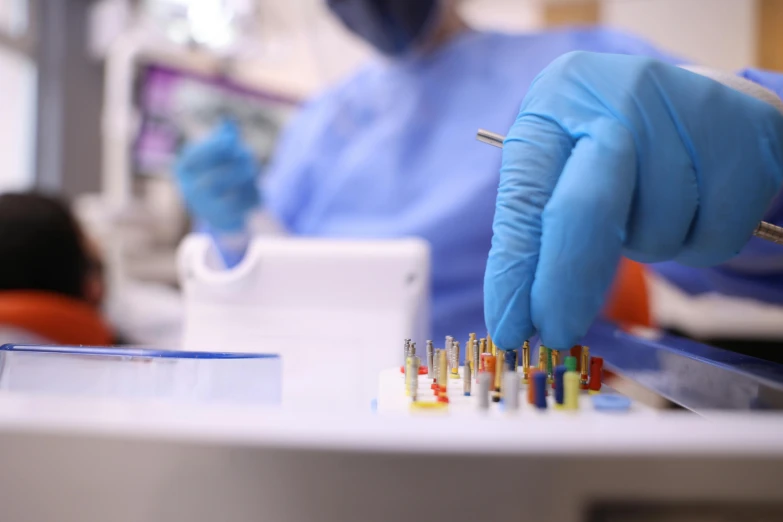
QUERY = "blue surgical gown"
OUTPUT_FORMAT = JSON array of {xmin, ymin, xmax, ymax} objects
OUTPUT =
[{"xmin": 262, "ymin": 28, "xmax": 783, "ymax": 344}]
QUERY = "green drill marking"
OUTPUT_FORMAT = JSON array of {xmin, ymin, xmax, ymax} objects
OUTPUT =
[{"xmin": 544, "ymin": 347, "xmax": 553, "ymax": 377}]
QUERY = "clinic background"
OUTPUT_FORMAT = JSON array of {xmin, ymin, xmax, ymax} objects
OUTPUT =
[{"xmin": 0, "ymin": 0, "xmax": 781, "ymax": 347}]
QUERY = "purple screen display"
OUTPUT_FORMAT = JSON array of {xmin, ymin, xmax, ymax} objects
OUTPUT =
[{"xmin": 134, "ymin": 64, "xmax": 299, "ymax": 176}]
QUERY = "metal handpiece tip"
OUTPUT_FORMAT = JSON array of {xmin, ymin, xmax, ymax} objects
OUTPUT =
[
  {"xmin": 754, "ymin": 221, "xmax": 783, "ymax": 246},
  {"xmin": 476, "ymin": 129, "xmax": 505, "ymax": 148},
  {"xmin": 476, "ymin": 127, "xmax": 783, "ymax": 248}
]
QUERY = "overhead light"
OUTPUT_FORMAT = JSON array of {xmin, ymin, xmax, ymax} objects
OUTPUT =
[{"xmin": 186, "ymin": 0, "xmax": 236, "ymax": 50}]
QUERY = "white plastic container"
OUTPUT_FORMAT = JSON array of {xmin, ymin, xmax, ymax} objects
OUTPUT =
[{"xmin": 178, "ymin": 235, "xmax": 430, "ymax": 411}]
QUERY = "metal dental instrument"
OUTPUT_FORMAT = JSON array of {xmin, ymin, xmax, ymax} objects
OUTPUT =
[
  {"xmin": 476, "ymin": 128, "xmax": 783, "ymax": 247},
  {"xmin": 476, "ymin": 129, "xmax": 507, "ymax": 149}
]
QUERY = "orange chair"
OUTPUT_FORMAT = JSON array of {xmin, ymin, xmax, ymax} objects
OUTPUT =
[
  {"xmin": 0, "ymin": 290, "xmax": 113, "ymax": 346},
  {"xmin": 602, "ymin": 258, "xmax": 653, "ymax": 329}
]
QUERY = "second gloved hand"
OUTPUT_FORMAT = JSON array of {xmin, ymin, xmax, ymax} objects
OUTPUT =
[
  {"xmin": 485, "ymin": 51, "xmax": 783, "ymax": 350},
  {"xmin": 175, "ymin": 120, "xmax": 260, "ymax": 232}
]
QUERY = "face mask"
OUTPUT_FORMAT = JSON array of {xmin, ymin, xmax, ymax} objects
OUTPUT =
[{"xmin": 326, "ymin": 0, "xmax": 440, "ymax": 56}]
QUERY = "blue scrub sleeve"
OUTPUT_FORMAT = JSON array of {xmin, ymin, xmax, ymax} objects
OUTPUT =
[{"xmin": 262, "ymin": 92, "xmax": 340, "ymax": 232}]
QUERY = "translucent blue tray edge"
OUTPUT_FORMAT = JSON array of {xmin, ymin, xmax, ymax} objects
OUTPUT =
[{"xmin": 0, "ymin": 344, "xmax": 279, "ymax": 360}]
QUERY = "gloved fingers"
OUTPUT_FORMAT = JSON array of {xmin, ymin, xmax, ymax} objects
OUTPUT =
[
  {"xmin": 192, "ymin": 150, "xmax": 258, "ymax": 194},
  {"xmin": 215, "ymin": 118, "xmax": 241, "ymax": 139},
  {"xmin": 521, "ymin": 54, "xmax": 698, "ymax": 264},
  {"xmin": 184, "ymin": 164, "xmax": 237, "ymax": 197},
  {"xmin": 202, "ymin": 187, "xmax": 261, "ymax": 231},
  {"xmin": 178, "ymin": 157, "xmax": 259, "ymax": 229},
  {"xmin": 191, "ymin": 164, "xmax": 260, "ymax": 216},
  {"xmin": 212, "ymin": 179, "xmax": 261, "ymax": 209},
  {"xmin": 532, "ymin": 119, "xmax": 636, "ymax": 349},
  {"xmin": 484, "ymin": 113, "xmax": 574, "ymax": 350},
  {"xmin": 174, "ymin": 119, "xmax": 261, "ymax": 233},
  {"xmin": 620, "ymin": 143, "xmax": 698, "ymax": 263},
  {"xmin": 176, "ymin": 120, "xmax": 245, "ymax": 175},
  {"xmin": 604, "ymin": 69, "xmax": 700, "ymax": 262},
  {"xmin": 180, "ymin": 125, "xmax": 258, "ymax": 191}
]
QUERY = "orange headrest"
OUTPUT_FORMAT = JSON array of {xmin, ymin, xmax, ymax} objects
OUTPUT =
[{"xmin": 0, "ymin": 291, "xmax": 113, "ymax": 346}]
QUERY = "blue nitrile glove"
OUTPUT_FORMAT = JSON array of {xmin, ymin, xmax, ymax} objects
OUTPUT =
[
  {"xmin": 485, "ymin": 52, "xmax": 783, "ymax": 350},
  {"xmin": 174, "ymin": 120, "xmax": 260, "ymax": 232}
]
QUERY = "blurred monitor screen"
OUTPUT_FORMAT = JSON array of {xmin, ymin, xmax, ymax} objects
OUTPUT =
[{"xmin": 134, "ymin": 63, "xmax": 299, "ymax": 177}]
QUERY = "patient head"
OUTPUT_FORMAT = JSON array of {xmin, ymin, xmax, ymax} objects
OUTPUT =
[{"xmin": 0, "ymin": 193, "xmax": 103, "ymax": 306}]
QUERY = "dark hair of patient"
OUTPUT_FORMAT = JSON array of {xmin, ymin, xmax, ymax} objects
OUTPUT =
[{"xmin": 0, "ymin": 193, "xmax": 91, "ymax": 301}]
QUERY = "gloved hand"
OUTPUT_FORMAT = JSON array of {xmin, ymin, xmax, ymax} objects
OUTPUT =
[
  {"xmin": 174, "ymin": 120, "xmax": 260, "ymax": 232},
  {"xmin": 485, "ymin": 51, "xmax": 783, "ymax": 350}
]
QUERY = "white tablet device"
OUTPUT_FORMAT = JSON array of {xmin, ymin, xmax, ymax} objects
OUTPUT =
[{"xmin": 178, "ymin": 234, "xmax": 430, "ymax": 411}]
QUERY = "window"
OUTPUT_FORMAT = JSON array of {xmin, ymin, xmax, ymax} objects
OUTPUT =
[
  {"xmin": 0, "ymin": 0, "xmax": 36, "ymax": 191},
  {"xmin": 0, "ymin": 0, "xmax": 28, "ymax": 38}
]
